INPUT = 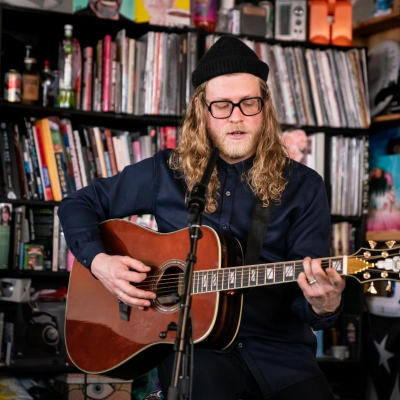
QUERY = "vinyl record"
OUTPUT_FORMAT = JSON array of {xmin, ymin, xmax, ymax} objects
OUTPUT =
[{"xmin": 368, "ymin": 40, "xmax": 400, "ymax": 117}]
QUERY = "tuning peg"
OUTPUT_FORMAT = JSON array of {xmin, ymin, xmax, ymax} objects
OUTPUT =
[
  {"xmin": 367, "ymin": 282, "xmax": 378, "ymax": 294},
  {"xmin": 385, "ymin": 281, "xmax": 393, "ymax": 293},
  {"xmin": 385, "ymin": 241, "xmax": 396, "ymax": 249},
  {"xmin": 368, "ymin": 240, "xmax": 377, "ymax": 249},
  {"xmin": 382, "ymin": 251, "xmax": 389, "ymax": 258},
  {"xmin": 363, "ymin": 251, "xmax": 371, "ymax": 258}
]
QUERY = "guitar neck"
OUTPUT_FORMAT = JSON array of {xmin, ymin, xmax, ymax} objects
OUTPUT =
[{"xmin": 192, "ymin": 256, "xmax": 346, "ymax": 294}]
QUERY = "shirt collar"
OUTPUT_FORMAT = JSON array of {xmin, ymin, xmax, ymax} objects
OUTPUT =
[{"xmin": 217, "ymin": 155, "xmax": 255, "ymax": 174}]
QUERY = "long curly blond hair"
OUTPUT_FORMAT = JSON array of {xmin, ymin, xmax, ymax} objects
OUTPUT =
[{"xmin": 169, "ymin": 77, "xmax": 288, "ymax": 213}]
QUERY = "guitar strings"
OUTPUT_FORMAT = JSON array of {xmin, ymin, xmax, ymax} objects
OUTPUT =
[
  {"xmin": 133, "ymin": 254, "xmax": 393, "ymax": 294},
  {"xmin": 133, "ymin": 253, "xmax": 385, "ymax": 286}
]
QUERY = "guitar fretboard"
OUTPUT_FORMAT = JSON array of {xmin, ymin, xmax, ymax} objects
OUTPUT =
[{"xmin": 192, "ymin": 257, "xmax": 346, "ymax": 294}]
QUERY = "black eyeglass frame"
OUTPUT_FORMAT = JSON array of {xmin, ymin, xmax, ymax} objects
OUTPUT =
[{"xmin": 202, "ymin": 97, "xmax": 265, "ymax": 119}]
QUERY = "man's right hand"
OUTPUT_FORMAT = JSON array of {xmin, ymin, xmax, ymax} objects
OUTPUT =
[{"xmin": 90, "ymin": 253, "xmax": 157, "ymax": 310}]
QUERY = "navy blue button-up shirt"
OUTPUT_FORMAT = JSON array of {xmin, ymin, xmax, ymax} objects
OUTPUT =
[{"xmin": 58, "ymin": 149, "xmax": 340, "ymax": 397}]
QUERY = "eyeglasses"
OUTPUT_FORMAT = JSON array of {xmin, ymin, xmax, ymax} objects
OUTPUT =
[{"xmin": 203, "ymin": 97, "xmax": 264, "ymax": 119}]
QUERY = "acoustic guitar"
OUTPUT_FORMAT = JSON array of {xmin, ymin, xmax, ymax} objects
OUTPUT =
[{"xmin": 65, "ymin": 219, "xmax": 400, "ymax": 379}]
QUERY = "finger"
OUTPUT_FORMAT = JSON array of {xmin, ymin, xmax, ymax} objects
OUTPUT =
[
  {"xmin": 120, "ymin": 283, "xmax": 157, "ymax": 300},
  {"xmin": 302, "ymin": 257, "xmax": 316, "ymax": 283},
  {"xmin": 309, "ymin": 259, "xmax": 328, "ymax": 282},
  {"xmin": 297, "ymin": 272, "xmax": 313, "ymax": 295},
  {"xmin": 326, "ymin": 268, "xmax": 346, "ymax": 288},
  {"xmin": 121, "ymin": 292, "xmax": 154, "ymax": 308},
  {"xmin": 122, "ymin": 256, "xmax": 151, "ymax": 272}
]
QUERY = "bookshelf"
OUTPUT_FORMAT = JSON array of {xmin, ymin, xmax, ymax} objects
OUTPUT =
[
  {"xmin": 0, "ymin": 4, "xmax": 372, "ymax": 388},
  {"xmin": 372, "ymin": 113, "xmax": 400, "ymax": 124}
]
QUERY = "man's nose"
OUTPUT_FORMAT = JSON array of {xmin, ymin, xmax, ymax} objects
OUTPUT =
[{"xmin": 229, "ymin": 104, "xmax": 245, "ymax": 122}]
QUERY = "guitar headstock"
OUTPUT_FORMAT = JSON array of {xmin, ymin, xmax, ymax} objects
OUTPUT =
[{"xmin": 346, "ymin": 242, "xmax": 400, "ymax": 285}]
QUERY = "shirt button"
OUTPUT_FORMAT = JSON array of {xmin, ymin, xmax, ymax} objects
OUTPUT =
[
  {"xmin": 238, "ymin": 343, "xmax": 243, "ymax": 348},
  {"xmin": 222, "ymin": 224, "xmax": 227, "ymax": 230},
  {"xmin": 226, "ymin": 191, "xmax": 231, "ymax": 196},
  {"xmin": 83, "ymin": 259, "xmax": 87, "ymax": 264}
]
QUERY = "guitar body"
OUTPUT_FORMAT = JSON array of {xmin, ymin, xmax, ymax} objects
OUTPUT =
[{"xmin": 65, "ymin": 220, "xmax": 244, "ymax": 379}]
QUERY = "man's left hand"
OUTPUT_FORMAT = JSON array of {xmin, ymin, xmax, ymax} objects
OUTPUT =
[{"xmin": 297, "ymin": 257, "xmax": 346, "ymax": 316}]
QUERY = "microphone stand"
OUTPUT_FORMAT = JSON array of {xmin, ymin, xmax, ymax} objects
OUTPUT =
[{"xmin": 167, "ymin": 148, "xmax": 220, "ymax": 400}]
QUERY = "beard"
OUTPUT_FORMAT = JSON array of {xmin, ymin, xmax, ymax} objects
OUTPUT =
[{"xmin": 207, "ymin": 122, "xmax": 263, "ymax": 161}]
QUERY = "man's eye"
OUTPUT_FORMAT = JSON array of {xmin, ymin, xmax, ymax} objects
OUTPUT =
[{"xmin": 214, "ymin": 103, "xmax": 229, "ymax": 109}]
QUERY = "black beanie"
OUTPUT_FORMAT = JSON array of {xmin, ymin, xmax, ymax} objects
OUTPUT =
[{"xmin": 192, "ymin": 35, "xmax": 269, "ymax": 89}]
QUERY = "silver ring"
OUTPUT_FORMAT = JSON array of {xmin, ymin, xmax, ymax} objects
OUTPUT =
[
  {"xmin": 308, "ymin": 279, "xmax": 317, "ymax": 285},
  {"xmin": 118, "ymin": 291, "xmax": 125, "ymax": 300}
]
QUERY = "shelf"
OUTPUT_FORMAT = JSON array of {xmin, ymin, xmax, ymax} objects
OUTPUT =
[
  {"xmin": 281, "ymin": 124, "xmax": 369, "ymax": 135},
  {"xmin": 0, "ymin": 198, "xmax": 60, "ymax": 207},
  {"xmin": 0, "ymin": 101, "xmax": 182, "ymax": 129},
  {"xmin": 0, "ymin": 364, "xmax": 77, "ymax": 374},
  {"xmin": 371, "ymin": 113, "xmax": 400, "ymax": 125},
  {"xmin": 353, "ymin": 11, "xmax": 400, "ymax": 36},
  {"xmin": 366, "ymin": 230, "xmax": 400, "ymax": 242},
  {"xmin": 331, "ymin": 215, "xmax": 363, "ymax": 222},
  {"xmin": 0, "ymin": 269, "xmax": 69, "ymax": 278}
]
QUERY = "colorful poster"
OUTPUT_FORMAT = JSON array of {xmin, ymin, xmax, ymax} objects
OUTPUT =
[
  {"xmin": 73, "ymin": 0, "xmax": 134, "ymax": 21},
  {"xmin": 135, "ymin": 0, "xmax": 190, "ymax": 26},
  {"xmin": 367, "ymin": 154, "xmax": 400, "ymax": 231}
]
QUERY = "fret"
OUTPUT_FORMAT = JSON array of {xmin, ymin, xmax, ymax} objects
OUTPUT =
[
  {"xmin": 223, "ymin": 269, "xmax": 229, "ymax": 291},
  {"xmin": 257, "ymin": 265, "xmax": 265, "ymax": 285},
  {"xmin": 284, "ymin": 263, "xmax": 295, "ymax": 282},
  {"xmin": 211, "ymin": 270, "xmax": 218, "ymax": 291},
  {"xmin": 294, "ymin": 265, "xmax": 303, "ymax": 279},
  {"xmin": 275, "ymin": 263, "xmax": 284, "ymax": 283},
  {"xmin": 266, "ymin": 266, "xmax": 274, "ymax": 283},
  {"xmin": 192, "ymin": 272, "xmax": 197, "ymax": 294},
  {"xmin": 236, "ymin": 268, "xmax": 243, "ymax": 289},
  {"xmin": 217, "ymin": 270, "xmax": 223, "ymax": 291},
  {"xmin": 228, "ymin": 269, "xmax": 235, "ymax": 289},
  {"xmin": 242, "ymin": 267, "xmax": 250, "ymax": 287},
  {"xmin": 201, "ymin": 271, "xmax": 208, "ymax": 293},
  {"xmin": 207, "ymin": 270, "xmax": 212, "ymax": 292},
  {"xmin": 331, "ymin": 258, "xmax": 344, "ymax": 274},
  {"xmin": 250, "ymin": 266, "xmax": 257, "ymax": 286}
]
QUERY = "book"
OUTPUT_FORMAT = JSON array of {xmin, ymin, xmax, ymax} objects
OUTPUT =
[
  {"xmin": 23, "ymin": 244, "xmax": 44, "ymax": 270},
  {"xmin": 34, "ymin": 118, "xmax": 62, "ymax": 201},
  {"xmin": 0, "ymin": 203, "xmax": 12, "ymax": 269}
]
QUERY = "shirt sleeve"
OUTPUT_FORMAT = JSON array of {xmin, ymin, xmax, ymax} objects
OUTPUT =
[
  {"xmin": 285, "ymin": 173, "xmax": 342, "ymax": 329},
  {"xmin": 58, "ymin": 155, "xmax": 158, "ymax": 268}
]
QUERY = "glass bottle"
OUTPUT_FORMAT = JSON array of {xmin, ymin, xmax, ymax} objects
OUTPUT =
[
  {"xmin": 21, "ymin": 45, "xmax": 40, "ymax": 105},
  {"xmin": 57, "ymin": 24, "xmax": 76, "ymax": 109},
  {"xmin": 191, "ymin": 0, "xmax": 217, "ymax": 32},
  {"xmin": 41, "ymin": 60, "xmax": 55, "ymax": 107}
]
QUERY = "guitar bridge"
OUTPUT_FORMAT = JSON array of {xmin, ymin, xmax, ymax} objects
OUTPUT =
[{"xmin": 119, "ymin": 301, "xmax": 130, "ymax": 321}]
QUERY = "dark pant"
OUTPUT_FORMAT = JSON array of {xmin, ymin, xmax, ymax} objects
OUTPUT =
[{"xmin": 157, "ymin": 348, "xmax": 334, "ymax": 400}]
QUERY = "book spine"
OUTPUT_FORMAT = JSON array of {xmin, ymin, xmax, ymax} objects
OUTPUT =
[
  {"xmin": 88, "ymin": 128, "xmax": 102, "ymax": 178},
  {"xmin": 82, "ymin": 47, "xmax": 93, "ymax": 111},
  {"xmin": 102, "ymin": 35, "xmax": 112, "ymax": 112},
  {"xmin": 32, "ymin": 126, "xmax": 53, "ymax": 201},
  {"xmin": 52, "ymin": 206, "xmax": 60, "ymax": 272},
  {"xmin": 104, "ymin": 129, "xmax": 118, "ymax": 176}
]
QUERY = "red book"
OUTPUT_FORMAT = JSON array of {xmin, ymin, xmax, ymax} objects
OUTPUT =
[{"xmin": 102, "ymin": 35, "xmax": 112, "ymax": 112}]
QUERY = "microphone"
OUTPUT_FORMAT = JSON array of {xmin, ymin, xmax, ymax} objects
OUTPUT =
[{"xmin": 187, "ymin": 147, "xmax": 220, "ymax": 224}]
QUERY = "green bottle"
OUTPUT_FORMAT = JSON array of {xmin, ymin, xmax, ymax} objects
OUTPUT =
[{"xmin": 57, "ymin": 24, "xmax": 76, "ymax": 108}]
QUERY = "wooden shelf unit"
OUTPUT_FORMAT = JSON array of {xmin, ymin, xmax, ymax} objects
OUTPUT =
[
  {"xmin": 353, "ymin": 11, "xmax": 400, "ymax": 37},
  {"xmin": 366, "ymin": 230, "xmax": 400, "ymax": 242},
  {"xmin": 371, "ymin": 113, "xmax": 400, "ymax": 124}
]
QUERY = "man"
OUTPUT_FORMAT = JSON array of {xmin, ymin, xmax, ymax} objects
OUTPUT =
[
  {"xmin": 58, "ymin": 35, "xmax": 345, "ymax": 399},
  {"xmin": 75, "ymin": 0, "xmax": 129, "ymax": 21}
]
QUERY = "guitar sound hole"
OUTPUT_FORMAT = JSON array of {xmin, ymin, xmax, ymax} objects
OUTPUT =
[{"xmin": 156, "ymin": 266, "xmax": 183, "ymax": 307}]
